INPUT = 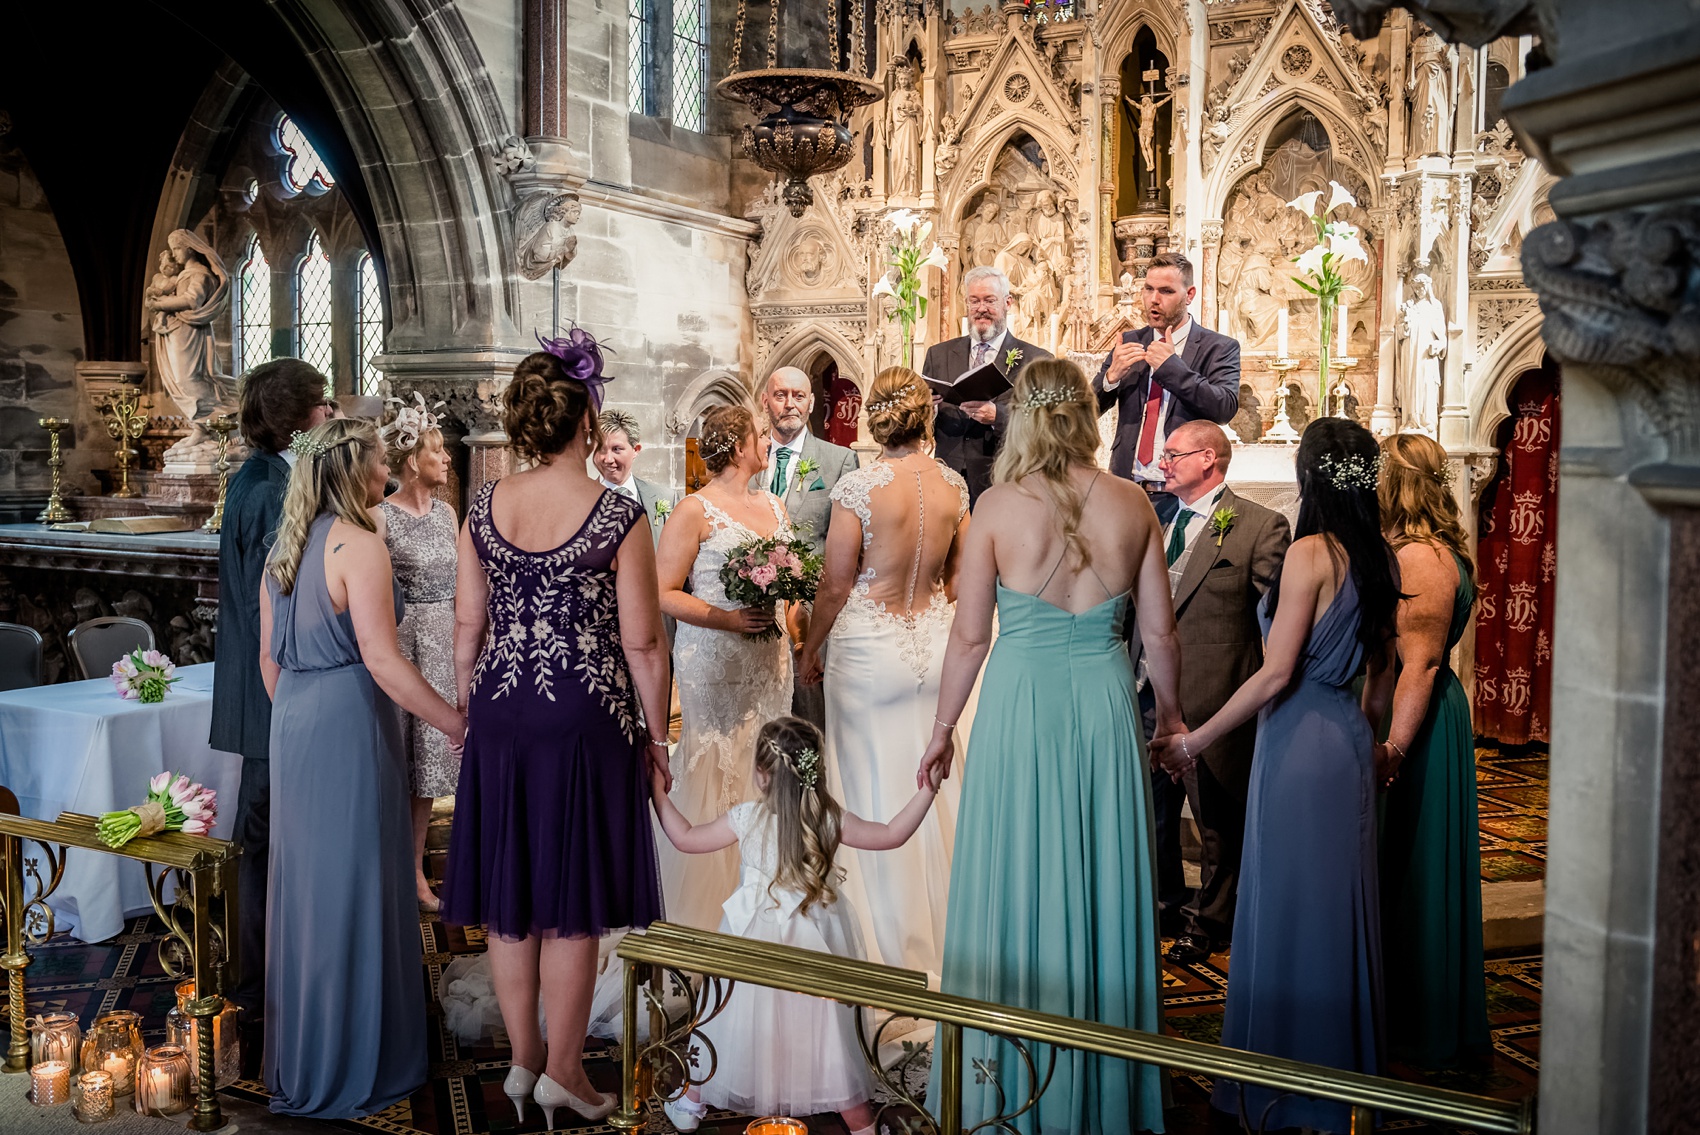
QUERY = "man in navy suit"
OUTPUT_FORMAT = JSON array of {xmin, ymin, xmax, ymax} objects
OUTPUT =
[{"xmin": 1092, "ymin": 252, "xmax": 1240, "ymax": 512}]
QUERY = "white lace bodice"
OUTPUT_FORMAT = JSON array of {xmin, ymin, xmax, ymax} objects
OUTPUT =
[
  {"xmin": 728, "ymin": 801, "xmax": 783, "ymax": 883},
  {"xmin": 828, "ymin": 460, "xmax": 970, "ymax": 681},
  {"xmin": 673, "ymin": 493, "xmax": 795, "ymax": 813}
]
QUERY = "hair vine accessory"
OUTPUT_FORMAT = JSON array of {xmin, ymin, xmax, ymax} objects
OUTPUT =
[
  {"xmin": 787, "ymin": 745, "xmax": 822, "ymax": 790},
  {"xmin": 699, "ymin": 433, "xmax": 738, "ymax": 463},
  {"xmin": 378, "ymin": 391, "xmax": 445, "ymax": 454},
  {"xmin": 1014, "ymin": 386, "xmax": 1084, "ymax": 410},
  {"xmin": 866, "ymin": 385, "xmax": 920, "ymax": 416},
  {"xmin": 1316, "ymin": 452, "xmax": 1382, "ymax": 491},
  {"xmin": 535, "ymin": 324, "xmax": 615, "ymax": 409},
  {"xmin": 1433, "ymin": 463, "xmax": 1456, "ymax": 486}
]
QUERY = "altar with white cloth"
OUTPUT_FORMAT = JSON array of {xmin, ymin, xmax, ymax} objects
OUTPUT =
[{"xmin": 0, "ymin": 662, "xmax": 239, "ymax": 942}]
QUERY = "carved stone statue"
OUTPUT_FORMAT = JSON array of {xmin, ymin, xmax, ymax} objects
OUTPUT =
[
  {"xmin": 1218, "ymin": 173, "xmax": 1295, "ymax": 350},
  {"xmin": 144, "ymin": 229, "xmax": 235, "ymax": 462},
  {"xmin": 965, "ymin": 198, "xmax": 1008, "ymax": 269},
  {"xmin": 788, "ymin": 230, "xmax": 834, "ymax": 288},
  {"xmin": 1408, "ymin": 31, "xmax": 1454, "ymax": 158},
  {"xmin": 1124, "ymin": 90, "xmax": 1175, "ymax": 173},
  {"xmin": 887, "ymin": 60, "xmax": 929, "ymax": 198},
  {"xmin": 1030, "ymin": 189, "xmax": 1074, "ymax": 317},
  {"xmin": 1397, "ymin": 272, "xmax": 1448, "ymax": 432},
  {"xmin": 935, "ymin": 113, "xmax": 961, "ymax": 179},
  {"xmin": 515, "ymin": 191, "xmax": 582, "ymax": 280}
]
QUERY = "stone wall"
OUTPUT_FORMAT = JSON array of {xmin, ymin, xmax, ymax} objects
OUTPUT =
[{"xmin": 0, "ymin": 122, "xmax": 88, "ymax": 510}]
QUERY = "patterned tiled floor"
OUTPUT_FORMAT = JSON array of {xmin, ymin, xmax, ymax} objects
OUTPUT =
[{"xmin": 1476, "ymin": 742, "xmax": 1549, "ymax": 883}]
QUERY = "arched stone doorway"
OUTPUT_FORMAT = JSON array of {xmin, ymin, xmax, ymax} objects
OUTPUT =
[{"xmin": 676, "ymin": 370, "xmax": 755, "ymax": 494}]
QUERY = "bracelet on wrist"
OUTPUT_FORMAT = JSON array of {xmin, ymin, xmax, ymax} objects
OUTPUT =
[
  {"xmin": 647, "ymin": 737, "xmax": 669, "ymax": 747},
  {"xmin": 934, "ymin": 716, "xmax": 957, "ymax": 732}
]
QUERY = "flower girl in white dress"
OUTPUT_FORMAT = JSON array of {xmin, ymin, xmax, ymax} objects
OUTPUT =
[{"xmin": 648, "ymin": 715, "xmax": 941, "ymax": 1133}]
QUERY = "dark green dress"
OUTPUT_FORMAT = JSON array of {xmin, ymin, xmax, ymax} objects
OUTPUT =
[{"xmin": 1380, "ymin": 549, "xmax": 1490, "ymax": 1068}]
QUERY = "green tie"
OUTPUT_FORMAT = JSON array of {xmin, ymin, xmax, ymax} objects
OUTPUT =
[
  {"xmin": 770, "ymin": 448, "xmax": 792, "ymax": 495},
  {"xmin": 1165, "ymin": 509, "xmax": 1194, "ymax": 567}
]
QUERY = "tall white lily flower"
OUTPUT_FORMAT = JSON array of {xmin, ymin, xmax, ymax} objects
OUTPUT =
[
  {"xmin": 1328, "ymin": 231, "xmax": 1369, "ymax": 264},
  {"xmin": 1294, "ymin": 245, "xmax": 1327, "ymax": 277},
  {"xmin": 917, "ymin": 220, "xmax": 934, "ymax": 245},
  {"xmin": 871, "ymin": 272, "xmax": 899, "ymax": 300},
  {"xmin": 1325, "ymin": 181, "xmax": 1358, "ymax": 215},
  {"xmin": 887, "ymin": 208, "xmax": 920, "ymax": 235},
  {"xmin": 1287, "ymin": 190, "xmax": 1323, "ymax": 216},
  {"xmin": 920, "ymin": 243, "xmax": 949, "ymax": 273}
]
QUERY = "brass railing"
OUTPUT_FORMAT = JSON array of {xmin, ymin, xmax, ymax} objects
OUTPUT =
[
  {"xmin": 612, "ymin": 922, "xmax": 1535, "ymax": 1135},
  {"xmin": 0, "ymin": 789, "xmax": 240, "ymax": 1130}
]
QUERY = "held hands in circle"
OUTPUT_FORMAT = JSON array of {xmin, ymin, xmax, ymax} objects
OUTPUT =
[
  {"xmin": 1147, "ymin": 725, "xmax": 1197, "ymax": 784},
  {"xmin": 647, "ymin": 740, "xmax": 674, "ymax": 795},
  {"xmin": 917, "ymin": 721, "xmax": 956, "ymax": 792},
  {"xmin": 797, "ymin": 643, "xmax": 824, "ymax": 686}
]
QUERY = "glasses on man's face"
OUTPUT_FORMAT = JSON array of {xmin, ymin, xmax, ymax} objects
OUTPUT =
[
  {"xmin": 966, "ymin": 298, "xmax": 1004, "ymax": 310},
  {"xmin": 1158, "ymin": 447, "xmax": 1206, "ymax": 465}
]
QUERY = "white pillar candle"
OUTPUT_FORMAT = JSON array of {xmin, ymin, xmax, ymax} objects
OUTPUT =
[
  {"xmin": 1277, "ymin": 306, "xmax": 1290, "ymax": 359},
  {"xmin": 1337, "ymin": 302, "xmax": 1349, "ymax": 355},
  {"xmin": 960, "ymin": 316, "xmax": 970, "ymax": 338}
]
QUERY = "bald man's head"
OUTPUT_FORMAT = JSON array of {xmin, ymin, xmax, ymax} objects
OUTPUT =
[
  {"xmin": 762, "ymin": 367, "xmax": 815, "ymax": 444},
  {"xmin": 1168, "ymin": 419, "xmax": 1232, "ymax": 476},
  {"xmin": 1159, "ymin": 419, "xmax": 1231, "ymax": 502}
]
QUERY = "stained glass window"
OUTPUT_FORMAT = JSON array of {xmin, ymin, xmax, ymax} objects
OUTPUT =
[
  {"xmin": 671, "ymin": 0, "xmax": 707, "ymax": 131},
  {"xmin": 296, "ymin": 233, "xmax": 333, "ymax": 386},
  {"xmin": 277, "ymin": 114, "xmax": 335, "ymax": 192},
  {"xmin": 628, "ymin": 0, "xmax": 654, "ymax": 116},
  {"xmin": 357, "ymin": 252, "xmax": 384, "ymax": 395},
  {"xmin": 235, "ymin": 234, "xmax": 272, "ymax": 375}
]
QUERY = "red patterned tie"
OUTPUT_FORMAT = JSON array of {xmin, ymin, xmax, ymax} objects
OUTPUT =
[{"xmin": 1134, "ymin": 369, "xmax": 1164, "ymax": 466}]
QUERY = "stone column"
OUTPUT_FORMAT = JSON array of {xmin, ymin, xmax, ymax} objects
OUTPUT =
[
  {"xmin": 1098, "ymin": 76, "xmax": 1121, "ymax": 296},
  {"xmin": 1199, "ymin": 220, "xmax": 1223, "ymax": 331}
]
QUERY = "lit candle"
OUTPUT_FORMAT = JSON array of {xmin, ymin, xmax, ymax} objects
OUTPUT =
[
  {"xmin": 960, "ymin": 316, "xmax": 970, "ymax": 337},
  {"xmin": 1337, "ymin": 302, "xmax": 1349, "ymax": 355},
  {"xmin": 138, "ymin": 1067, "xmax": 172, "ymax": 1114},
  {"xmin": 31, "ymin": 1060, "xmax": 71, "ymax": 1106},
  {"xmin": 76, "ymin": 1071, "xmax": 115, "ymax": 1123},
  {"xmin": 1276, "ymin": 306, "xmax": 1290, "ymax": 359}
]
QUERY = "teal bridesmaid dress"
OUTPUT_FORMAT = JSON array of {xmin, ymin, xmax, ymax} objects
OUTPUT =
[
  {"xmin": 933, "ymin": 583, "xmax": 1166, "ymax": 1135},
  {"xmin": 1379, "ymin": 551, "xmax": 1491, "ymax": 1067}
]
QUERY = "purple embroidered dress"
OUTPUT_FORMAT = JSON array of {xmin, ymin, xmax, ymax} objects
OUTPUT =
[{"xmin": 441, "ymin": 484, "xmax": 663, "ymax": 939}]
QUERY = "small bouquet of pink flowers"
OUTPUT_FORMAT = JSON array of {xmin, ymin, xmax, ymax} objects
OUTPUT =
[
  {"xmin": 718, "ymin": 532, "xmax": 824, "ymax": 640},
  {"xmin": 97, "ymin": 772, "xmax": 219, "ymax": 848},
  {"xmin": 111, "ymin": 648, "xmax": 181, "ymax": 704}
]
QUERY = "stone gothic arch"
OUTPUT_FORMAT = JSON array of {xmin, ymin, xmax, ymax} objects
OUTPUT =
[
  {"xmin": 1469, "ymin": 304, "xmax": 1549, "ymax": 451},
  {"xmin": 1094, "ymin": 1, "xmax": 1187, "ymax": 69},
  {"xmin": 1204, "ymin": 93, "xmax": 1382, "ymax": 219}
]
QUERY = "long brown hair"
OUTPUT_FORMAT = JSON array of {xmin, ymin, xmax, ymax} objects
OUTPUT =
[
  {"xmin": 1378, "ymin": 432, "xmax": 1475, "ymax": 585},
  {"xmin": 991, "ymin": 357, "xmax": 1101, "ymax": 568},
  {"xmin": 753, "ymin": 716, "xmax": 843, "ymax": 915}
]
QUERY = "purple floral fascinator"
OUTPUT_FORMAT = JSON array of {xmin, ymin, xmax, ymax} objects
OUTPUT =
[{"xmin": 535, "ymin": 325, "xmax": 615, "ymax": 409}]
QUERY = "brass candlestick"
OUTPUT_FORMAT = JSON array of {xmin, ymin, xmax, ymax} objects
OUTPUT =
[
  {"xmin": 1263, "ymin": 359, "xmax": 1302, "ymax": 443},
  {"xmin": 36, "ymin": 417, "xmax": 73, "ymax": 523},
  {"xmin": 102, "ymin": 387, "xmax": 150, "ymax": 499},
  {"xmin": 201, "ymin": 415, "xmax": 238, "ymax": 533}
]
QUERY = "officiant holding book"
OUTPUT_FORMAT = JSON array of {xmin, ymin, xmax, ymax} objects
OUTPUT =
[{"xmin": 922, "ymin": 265, "xmax": 1050, "ymax": 506}]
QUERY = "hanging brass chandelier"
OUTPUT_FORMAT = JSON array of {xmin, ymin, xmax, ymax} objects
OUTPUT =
[{"xmin": 717, "ymin": 0, "xmax": 884, "ymax": 216}]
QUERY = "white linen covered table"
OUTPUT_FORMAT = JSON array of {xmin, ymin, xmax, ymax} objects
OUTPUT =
[{"xmin": 0, "ymin": 663, "xmax": 240, "ymax": 942}]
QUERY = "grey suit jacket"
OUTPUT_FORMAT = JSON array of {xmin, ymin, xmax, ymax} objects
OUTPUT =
[
  {"xmin": 1132, "ymin": 487, "xmax": 1290, "ymax": 795},
  {"xmin": 763, "ymin": 432, "xmax": 860, "ymax": 554},
  {"xmin": 631, "ymin": 475, "xmax": 680, "ymax": 545}
]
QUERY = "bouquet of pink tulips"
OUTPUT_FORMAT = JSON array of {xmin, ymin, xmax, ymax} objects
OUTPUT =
[
  {"xmin": 96, "ymin": 772, "xmax": 219, "ymax": 848},
  {"xmin": 111, "ymin": 648, "xmax": 181, "ymax": 704}
]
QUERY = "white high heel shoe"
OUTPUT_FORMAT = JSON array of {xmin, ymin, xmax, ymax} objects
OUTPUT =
[
  {"xmin": 534, "ymin": 1073, "xmax": 617, "ymax": 1127},
  {"xmin": 503, "ymin": 1065, "xmax": 539, "ymax": 1123}
]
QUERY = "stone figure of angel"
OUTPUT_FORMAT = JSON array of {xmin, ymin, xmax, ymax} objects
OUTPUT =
[{"xmin": 516, "ymin": 191, "xmax": 582, "ymax": 280}]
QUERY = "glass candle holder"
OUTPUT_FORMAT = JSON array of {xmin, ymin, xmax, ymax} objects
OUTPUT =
[
  {"xmin": 27, "ymin": 1012, "xmax": 82, "ymax": 1072},
  {"xmin": 30, "ymin": 1059, "xmax": 72, "ymax": 1106},
  {"xmin": 75, "ymin": 1071, "xmax": 115, "ymax": 1123},
  {"xmin": 746, "ymin": 1120, "xmax": 808, "ymax": 1135},
  {"xmin": 133, "ymin": 1046, "xmax": 192, "ymax": 1117},
  {"xmin": 80, "ymin": 1011, "xmax": 143, "ymax": 1095},
  {"xmin": 169, "ymin": 981, "xmax": 241, "ymax": 1088}
]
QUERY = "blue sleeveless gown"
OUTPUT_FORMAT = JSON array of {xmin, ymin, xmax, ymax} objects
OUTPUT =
[
  {"xmin": 934, "ymin": 583, "xmax": 1166, "ymax": 1134},
  {"xmin": 1212, "ymin": 573, "xmax": 1382, "ymax": 1133},
  {"xmin": 264, "ymin": 513, "xmax": 425, "ymax": 1117}
]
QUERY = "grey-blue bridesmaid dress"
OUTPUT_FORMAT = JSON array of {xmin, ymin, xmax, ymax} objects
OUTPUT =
[
  {"xmin": 1211, "ymin": 571, "xmax": 1382, "ymax": 1133},
  {"xmin": 264, "ymin": 513, "xmax": 425, "ymax": 1117}
]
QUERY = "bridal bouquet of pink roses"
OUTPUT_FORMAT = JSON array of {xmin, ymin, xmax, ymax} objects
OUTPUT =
[
  {"xmin": 96, "ymin": 772, "xmax": 219, "ymax": 848},
  {"xmin": 719, "ymin": 532, "xmax": 823, "ymax": 640}
]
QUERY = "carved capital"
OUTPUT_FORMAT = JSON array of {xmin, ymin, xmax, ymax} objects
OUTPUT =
[
  {"xmin": 1523, "ymin": 206, "xmax": 1700, "ymax": 452},
  {"xmin": 1200, "ymin": 220, "xmax": 1224, "ymax": 247}
]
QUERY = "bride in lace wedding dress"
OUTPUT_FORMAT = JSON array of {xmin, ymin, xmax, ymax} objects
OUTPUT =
[
  {"xmin": 656, "ymin": 405, "xmax": 796, "ymax": 930},
  {"xmin": 798, "ymin": 369, "xmax": 973, "ymax": 982}
]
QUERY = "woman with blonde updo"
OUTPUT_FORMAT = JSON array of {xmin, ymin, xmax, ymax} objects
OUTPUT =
[
  {"xmin": 441, "ymin": 343, "xmax": 670, "ymax": 1125},
  {"xmin": 260, "ymin": 417, "xmax": 465, "ymax": 1118},
  {"xmin": 376, "ymin": 393, "xmax": 459, "ymax": 911},
  {"xmin": 921, "ymin": 358, "xmax": 1185, "ymax": 1133},
  {"xmin": 655, "ymin": 404, "xmax": 796, "ymax": 930},
  {"xmin": 1369, "ymin": 431, "xmax": 1490, "ymax": 1069},
  {"xmin": 795, "ymin": 366, "xmax": 971, "ymax": 981}
]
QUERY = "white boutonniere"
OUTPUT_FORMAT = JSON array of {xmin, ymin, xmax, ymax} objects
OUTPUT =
[
  {"xmin": 1004, "ymin": 347, "xmax": 1024, "ymax": 369},
  {"xmin": 794, "ymin": 457, "xmax": 823, "ymax": 491},
  {"xmin": 653, "ymin": 499, "xmax": 673, "ymax": 522},
  {"xmin": 1210, "ymin": 507, "xmax": 1238, "ymax": 547}
]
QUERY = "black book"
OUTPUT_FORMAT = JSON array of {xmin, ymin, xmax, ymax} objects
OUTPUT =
[{"xmin": 925, "ymin": 361, "xmax": 1013, "ymax": 406}]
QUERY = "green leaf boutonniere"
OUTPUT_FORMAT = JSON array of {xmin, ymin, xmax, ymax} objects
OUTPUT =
[
  {"xmin": 1004, "ymin": 347, "xmax": 1024, "ymax": 369},
  {"xmin": 1210, "ymin": 507, "xmax": 1238, "ymax": 547},
  {"xmin": 794, "ymin": 457, "xmax": 823, "ymax": 492},
  {"xmin": 653, "ymin": 499, "xmax": 673, "ymax": 522}
]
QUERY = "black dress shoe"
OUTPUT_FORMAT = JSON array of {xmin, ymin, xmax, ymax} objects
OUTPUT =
[{"xmin": 1165, "ymin": 933, "xmax": 1212, "ymax": 964}]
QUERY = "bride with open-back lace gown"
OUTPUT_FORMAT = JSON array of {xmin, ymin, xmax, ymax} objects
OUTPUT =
[
  {"xmin": 657, "ymin": 405, "xmax": 795, "ymax": 930},
  {"xmin": 799, "ymin": 368, "xmax": 971, "ymax": 982}
]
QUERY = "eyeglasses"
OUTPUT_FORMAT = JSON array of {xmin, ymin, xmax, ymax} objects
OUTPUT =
[{"xmin": 1158, "ymin": 447, "xmax": 1207, "ymax": 464}]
